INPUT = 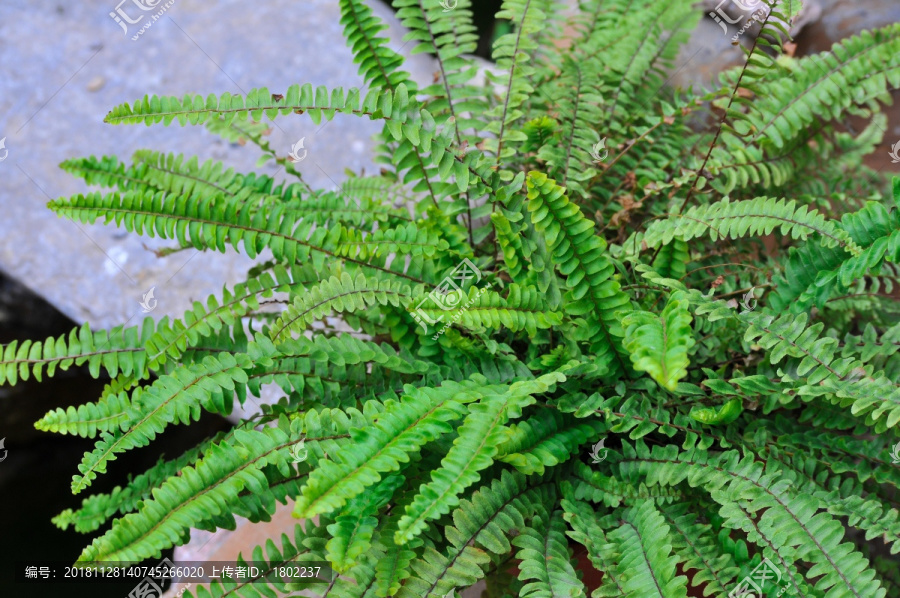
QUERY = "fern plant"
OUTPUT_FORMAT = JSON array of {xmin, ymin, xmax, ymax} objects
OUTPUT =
[{"xmin": 8, "ymin": 0, "xmax": 900, "ymax": 596}]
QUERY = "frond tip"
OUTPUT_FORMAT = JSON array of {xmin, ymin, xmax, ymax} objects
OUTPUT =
[
  {"xmin": 642, "ymin": 196, "xmax": 861, "ymax": 254},
  {"xmin": 526, "ymin": 171, "xmax": 632, "ymax": 374},
  {"xmin": 621, "ymin": 291, "xmax": 695, "ymax": 391}
]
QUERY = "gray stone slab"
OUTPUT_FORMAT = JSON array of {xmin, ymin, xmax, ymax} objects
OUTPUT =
[
  {"xmin": 0, "ymin": 0, "xmax": 434, "ymax": 332},
  {"xmin": 0, "ymin": 2, "xmax": 438, "ymax": 570}
]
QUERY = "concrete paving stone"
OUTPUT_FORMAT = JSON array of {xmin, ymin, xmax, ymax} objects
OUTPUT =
[
  {"xmin": 797, "ymin": 0, "xmax": 900, "ymax": 54},
  {"xmin": 0, "ymin": 0, "xmax": 435, "ymax": 332}
]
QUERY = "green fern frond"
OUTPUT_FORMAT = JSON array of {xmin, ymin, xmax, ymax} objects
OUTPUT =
[
  {"xmin": 395, "ymin": 372, "xmax": 565, "ymax": 543},
  {"xmin": 526, "ymin": 171, "xmax": 631, "ymax": 374},
  {"xmin": 485, "ymin": 0, "xmax": 552, "ymax": 176},
  {"xmin": 61, "ymin": 154, "xmax": 160, "ymax": 194},
  {"xmin": 340, "ymin": 0, "xmax": 454, "ymax": 219},
  {"xmin": 337, "ymin": 222, "xmax": 450, "ymax": 260},
  {"xmin": 0, "ymin": 319, "xmax": 156, "ymax": 386},
  {"xmin": 536, "ymin": 57, "xmax": 604, "ymax": 199},
  {"xmin": 285, "ymin": 190, "xmax": 413, "ymax": 226},
  {"xmin": 512, "ymin": 510, "xmax": 586, "ymax": 598},
  {"xmin": 743, "ymin": 24, "xmax": 900, "ymax": 151},
  {"xmin": 35, "ymin": 389, "xmax": 132, "ymax": 438},
  {"xmin": 412, "ymin": 284, "xmax": 563, "ymax": 336},
  {"xmin": 641, "ymin": 197, "xmax": 861, "ymax": 254},
  {"xmin": 596, "ymin": 0, "xmax": 697, "ymax": 126},
  {"xmin": 269, "ymin": 272, "xmax": 413, "ymax": 344},
  {"xmin": 71, "ymin": 353, "xmax": 251, "ymax": 494},
  {"xmin": 104, "ymin": 84, "xmax": 404, "ymax": 128},
  {"xmin": 826, "ymin": 495, "xmax": 900, "ymax": 556},
  {"xmin": 131, "ymin": 149, "xmax": 274, "ymax": 201},
  {"xmin": 621, "ymin": 442, "xmax": 886, "ymax": 598},
  {"xmin": 497, "ymin": 409, "xmax": 605, "ymax": 475},
  {"xmin": 651, "ymin": 237, "xmax": 689, "ymax": 281},
  {"xmin": 741, "ymin": 310, "xmax": 900, "ymax": 431},
  {"xmin": 185, "ymin": 521, "xmax": 329, "ymax": 598},
  {"xmin": 341, "ymin": 0, "xmax": 413, "ymax": 92},
  {"xmin": 395, "ymin": 470, "xmax": 556, "ymax": 598},
  {"xmin": 659, "ymin": 502, "xmax": 741, "ymax": 596},
  {"xmin": 204, "ymin": 116, "xmax": 313, "ymax": 190},
  {"xmin": 203, "ymin": 114, "xmax": 271, "ymax": 145},
  {"xmin": 767, "ymin": 200, "xmax": 900, "ymax": 313},
  {"xmin": 77, "ymin": 415, "xmax": 305, "ymax": 563},
  {"xmin": 568, "ymin": 460, "xmax": 682, "ymax": 510},
  {"xmin": 52, "ymin": 431, "xmax": 224, "ymax": 533},
  {"xmin": 327, "ymin": 474, "xmax": 404, "ymax": 573},
  {"xmin": 392, "ymin": 0, "xmax": 484, "ymax": 144},
  {"xmin": 147, "ymin": 265, "xmax": 317, "ymax": 369},
  {"xmin": 559, "ymin": 494, "xmax": 626, "ymax": 597},
  {"xmin": 51, "ymin": 488, "xmax": 128, "ymax": 534},
  {"xmin": 621, "ymin": 290, "xmax": 695, "ymax": 391},
  {"xmin": 607, "ymin": 500, "xmax": 689, "ymax": 598},
  {"xmin": 374, "ymin": 511, "xmax": 422, "ymax": 597},
  {"xmin": 294, "ymin": 378, "xmax": 486, "ymax": 519},
  {"xmin": 800, "ymin": 228, "xmax": 900, "ymax": 312},
  {"xmin": 48, "ymin": 190, "xmax": 430, "ymax": 287},
  {"xmin": 491, "ymin": 210, "xmax": 528, "ymax": 281}
]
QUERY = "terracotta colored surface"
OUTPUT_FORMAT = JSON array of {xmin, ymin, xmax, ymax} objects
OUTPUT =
[{"xmin": 162, "ymin": 500, "xmax": 306, "ymax": 597}]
